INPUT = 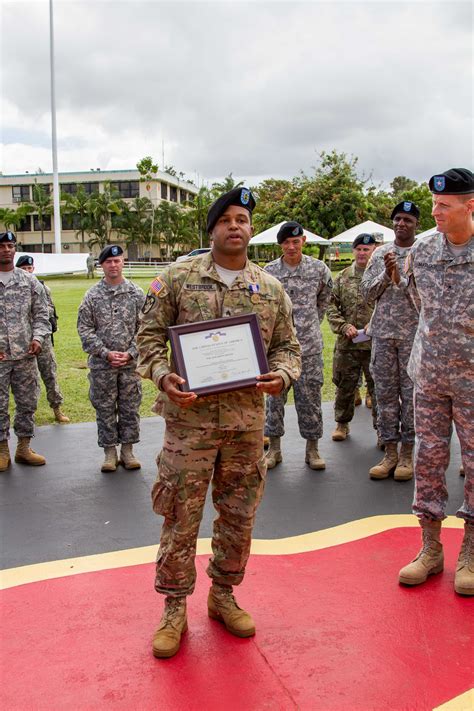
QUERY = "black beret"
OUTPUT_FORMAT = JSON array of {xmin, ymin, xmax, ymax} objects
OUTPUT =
[
  {"xmin": 390, "ymin": 201, "xmax": 420, "ymax": 220},
  {"xmin": 429, "ymin": 168, "xmax": 474, "ymax": 195},
  {"xmin": 277, "ymin": 221, "xmax": 304, "ymax": 244},
  {"xmin": 16, "ymin": 255, "xmax": 34, "ymax": 267},
  {"xmin": 352, "ymin": 233, "xmax": 376, "ymax": 248},
  {"xmin": 0, "ymin": 231, "xmax": 16, "ymax": 244},
  {"xmin": 98, "ymin": 244, "xmax": 123, "ymax": 264},
  {"xmin": 206, "ymin": 187, "xmax": 256, "ymax": 234}
]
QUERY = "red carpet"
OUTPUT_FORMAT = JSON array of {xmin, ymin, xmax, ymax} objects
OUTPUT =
[{"xmin": 1, "ymin": 527, "xmax": 472, "ymax": 710}]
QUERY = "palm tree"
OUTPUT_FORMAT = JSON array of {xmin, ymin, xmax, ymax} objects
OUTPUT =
[
  {"xmin": 61, "ymin": 185, "xmax": 92, "ymax": 246},
  {"xmin": 114, "ymin": 197, "xmax": 154, "ymax": 258},
  {"xmin": 29, "ymin": 182, "xmax": 52, "ymax": 252},
  {"xmin": 211, "ymin": 173, "xmax": 244, "ymax": 199},
  {"xmin": 0, "ymin": 204, "xmax": 33, "ymax": 232},
  {"xmin": 85, "ymin": 182, "xmax": 122, "ymax": 250}
]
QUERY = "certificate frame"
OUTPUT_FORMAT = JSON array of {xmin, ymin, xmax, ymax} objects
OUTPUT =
[{"xmin": 168, "ymin": 314, "xmax": 269, "ymax": 396}]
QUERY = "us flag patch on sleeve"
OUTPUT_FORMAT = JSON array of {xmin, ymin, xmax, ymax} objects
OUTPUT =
[{"xmin": 149, "ymin": 277, "xmax": 164, "ymax": 295}]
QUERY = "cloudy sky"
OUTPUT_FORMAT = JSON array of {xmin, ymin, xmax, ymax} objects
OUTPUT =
[{"xmin": 1, "ymin": 0, "xmax": 472, "ymax": 187}]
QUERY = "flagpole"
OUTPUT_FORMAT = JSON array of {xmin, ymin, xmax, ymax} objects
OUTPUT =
[{"xmin": 49, "ymin": 0, "xmax": 62, "ymax": 253}]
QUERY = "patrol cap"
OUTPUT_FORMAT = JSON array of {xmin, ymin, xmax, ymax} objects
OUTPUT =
[
  {"xmin": 206, "ymin": 187, "xmax": 256, "ymax": 234},
  {"xmin": 429, "ymin": 168, "xmax": 474, "ymax": 195},
  {"xmin": 0, "ymin": 231, "xmax": 16, "ymax": 244},
  {"xmin": 277, "ymin": 221, "xmax": 304, "ymax": 244},
  {"xmin": 352, "ymin": 233, "xmax": 376, "ymax": 248},
  {"xmin": 390, "ymin": 201, "xmax": 420, "ymax": 220},
  {"xmin": 98, "ymin": 244, "xmax": 123, "ymax": 264},
  {"xmin": 16, "ymin": 255, "xmax": 34, "ymax": 267}
]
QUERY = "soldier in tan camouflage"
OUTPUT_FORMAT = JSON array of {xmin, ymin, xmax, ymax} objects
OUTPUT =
[
  {"xmin": 0, "ymin": 232, "xmax": 51, "ymax": 470},
  {"xmin": 397, "ymin": 168, "xmax": 474, "ymax": 596},
  {"xmin": 326, "ymin": 233, "xmax": 377, "ymax": 441},
  {"xmin": 137, "ymin": 188, "xmax": 301, "ymax": 658},
  {"xmin": 16, "ymin": 255, "xmax": 70, "ymax": 424},
  {"xmin": 77, "ymin": 245, "xmax": 145, "ymax": 473},
  {"xmin": 263, "ymin": 221, "xmax": 332, "ymax": 471},
  {"xmin": 361, "ymin": 201, "xmax": 421, "ymax": 481}
]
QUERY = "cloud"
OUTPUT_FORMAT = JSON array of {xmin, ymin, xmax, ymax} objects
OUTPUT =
[{"xmin": 1, "ymin": 1, "xmax": 472, "ymax": 184}]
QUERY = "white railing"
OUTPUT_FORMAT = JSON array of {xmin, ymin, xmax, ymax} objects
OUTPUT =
[{"xmin": 96, "ymin": 261, "xmax": 171, "ymax": 279}]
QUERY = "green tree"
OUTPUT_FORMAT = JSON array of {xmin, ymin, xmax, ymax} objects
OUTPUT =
[
  {"xmin": 154, "ymin": 201, "xmax": 196, "ymax": 258},
  {"xmin": 136, "ymin": 156, "xmax": 160, "ymax": 260},
  {"xmin": 391, "ymin": 176, "xmax": 418, "ymax": 198},
  {"xmin": 86, "ymin": 182, "xmax": 122, "ymax": 250},
  {"xmin": 114, "ymin": 197, "xmax": 155, "ymax": 256},
  {"xmin": 61, "ymin": 185, "xmax": 91, "ymax": 246},
  {"xmin": 0, "ymin": 204, "xmax": 33, "ymax": 231},
  {"xmin": 187, "ymin": 185, "xmax": 213, "ymax": 248},
  {"xmin": 211, "ymin": 173, "xmax": 244, "ymax": 199},
  {"xmin": 30, "ymin": 182, "xmax": 53, "ymax": 252}
]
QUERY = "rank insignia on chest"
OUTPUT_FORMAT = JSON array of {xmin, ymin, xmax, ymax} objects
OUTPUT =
[
  {"xmin": 149, "ymin": 277, "xmax": 164, "ymax": 295},
  {"xmin": 248, "ymin": 284, "xmax": 260, "ymax": 294}
]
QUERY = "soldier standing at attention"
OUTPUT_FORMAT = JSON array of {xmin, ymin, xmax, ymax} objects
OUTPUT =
[
  {"xmin": 361, "ymin": 201, "xmax": 421, "ymax": 480},
  {"xmin": 398, "ymin": 168, "xmax": 473, "ymax": 596},
  {"xmin": 326, "ymin": 233, "xmax": 377, "ymax": 441},
  {"xmin": 0, "ymin": 232, "xmax": 50, "ymax": 470},
  {"xmin": 77, "ymin": 245, "xmax": 145, "ymax": 472},
  {"xmin": 86, "ymin": 252, "xmax": 95, "ymax": 279},
  {"xmin": 16, "ymin": 255, "xmax": 70, "ymax": 424},
  {"xmin": 264, "ymin": 221, "xmax": 332, "ymax": 470},
  {"xmin": 137, "ymin": 188, "xmax": 301, "ymax": 659}
]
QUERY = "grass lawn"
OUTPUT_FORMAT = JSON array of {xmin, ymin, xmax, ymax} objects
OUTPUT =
[{"xmin": 14, "ymin": 275, "xmax": 341, "ymax": 426}]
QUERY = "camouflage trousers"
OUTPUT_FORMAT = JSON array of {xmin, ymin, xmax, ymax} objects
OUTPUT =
[
  {"xmin": 332, "ymin": 348, "xmax": 377, "ymax": 428},
  {"xmin": 0, "ymin": 357, "xmax": 40, "ymax": 440},
  {"xmin": 413, "ymin": 385, "xmax": 473, "ymax": 523},
  {"xmin": 37, "ymin": 337, "xmax": 63, "ymax": 408},
  {"xmin": 370, "ymin": 338, "xmax": 414, "ymax": 444},
  {"xmin": 152, "ymin": 423, "xmax": 266, "ymax": 597},
  {"xmin": 88, "ymin": 367, "xmax": 142, "ymax": 448},
  {"xmin": 265, "ymin": 353, "xmax": 323, "ymax": 440}
]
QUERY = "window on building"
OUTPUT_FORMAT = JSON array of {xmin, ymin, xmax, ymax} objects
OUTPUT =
[
  {"xmin": 170, "ymin": 185, "xmax": 177, "ymax": 202},
  {"xmin": 62, "ymin": 214, "xmax": 82, "ymax": 230},
  {"xmin": 12, "ymin": 185, "xmax": 31, "ymax": 202},
  {"xmin": 18, "ymin": 216, "xmax": 32, "ymax": 232},
  {"xmin": 33, "ymin": 215, "xmax": 52, "ymax": 232},
  {"xmin": 82, "ymin": 182, "xmax": 99, "ymax": 194},
  {"xmin": 111, "ymin": 181, "xmax": 139, "ymax": 198},
  {"xmin": 61, "ymin": 183, "xmax": 77, "ymax": 195},
  {"xmin": 161, "ymin": 182, "xmax": 168, "ymax": 200}
]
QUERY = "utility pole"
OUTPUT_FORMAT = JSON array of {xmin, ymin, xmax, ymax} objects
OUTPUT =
[{"xmin": 49, "ymin": 0, "xmax": 62, "ymax": 253}]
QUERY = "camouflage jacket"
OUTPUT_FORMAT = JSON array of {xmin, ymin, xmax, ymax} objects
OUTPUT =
[
  {"xmin": 77, "ymin": 278, "xmax": 145, "ymax": 370},
  {"xmin": 360, "ymin": 242, "xmax": 420, "ymax": 341},
  {"xmin": 264, "ymin": 254, "xmax": 333, "ymax": 355},
  {"xmin": 400, "ymin": 232, "xmax": 474, "ymax": 391},
  {"xmin": 326, "ymin": 262, "xmax": 374, "ymax": 351},
  {"xmin": 136, "ymin": 252, "xmax": 302, "ymax": 431},
  {"xmin": 0, "ymin": 267, "xmax": 50, "ymax": 361}
]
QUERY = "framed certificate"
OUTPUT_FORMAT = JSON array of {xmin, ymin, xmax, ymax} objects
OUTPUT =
[{"xmin": 168, "ymin": 314, "xmax": 269, "ymax": 396}]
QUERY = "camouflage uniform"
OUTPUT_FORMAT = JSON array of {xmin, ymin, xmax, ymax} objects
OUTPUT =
[
  {"xmin": 361, "ymin": 242, "xmax": 420, "ymax": 443},
  {"xmin": 136, "ymin": 252, "xmax": 301, "ymax": 597},
  {"xmin": 86, "ymin": 255, "xmax": 95, "ymax": 279},
  {"xmin": 326, "ymin": 262, "xmax": 377, "ymax": 428},
  {"xmin": 36, "ymin": 282, "xmax": 63, "ymax": 408},
  {"xmin": 77, "ymin": 278, "xmax": 145, "ymax": 448},
  {"xmin": 401, "ymin": 233, "xmax": 473, "ymax": 523},
  {"xmin": 263, "ymin": 255, "xmax": 332, "ymax": 440},
  {"xmin": 0, "ymin": 268, "xmax": 50, "ymax": 440}
]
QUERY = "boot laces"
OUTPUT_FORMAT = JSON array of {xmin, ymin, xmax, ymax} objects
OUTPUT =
[
  {"xmin": 459, "ymin": 534, "xmax": 474, "ymax": 566},
  {"xmin": 163, "ymin": 598, "xmax": 185, "ymax": 627}
]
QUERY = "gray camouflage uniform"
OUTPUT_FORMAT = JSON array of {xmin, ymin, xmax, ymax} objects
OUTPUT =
[
  {"xmin": 361, "ymin": 242, "xmax": 420, "ymax": 444},
  {"xmin": 401, "ymin": 233, "xmax": 473, "ymax": 523},
  {"xmin": 36, "ymin": 281, "xmax": 63, "ymax": 408},
  {"xmin": 77, "ymin": 278, "xmax": 145, "ymax": 448},
  {"xmin": 0, "ymin": 268, "xmax": 50, "ymax": 440},
  {"xmin": 264, "ymin": 254, "xmax": 332, "ymax": 440}
]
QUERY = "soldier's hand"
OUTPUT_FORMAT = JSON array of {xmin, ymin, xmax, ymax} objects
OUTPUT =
[
  {"xmin": 107, "ymin": 351, "xmax": 130, "ymax": 368},
  {"xmin": 344, "ymin": 324, "xmax": 358, "ymax": 340},
  {"xmin": 384, "ymin": 252, "xmax": 397, "ymax": 277},
  {"xmin": 28, "ymin": 340, "xmax": 42, "ymax": 355},
  {"xmin": 256, "ymin": 372, "xmax": 285, "ymax": 395},
  {"xmin": 161, "ymin": 373, "xmax": 197, "ymax": 407}
]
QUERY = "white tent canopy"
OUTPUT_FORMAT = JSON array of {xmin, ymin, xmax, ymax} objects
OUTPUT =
[
  {"xmin": 250, "ymin": 221, "xmax": 327, "ymax": 245},
  {"xmin": 15, "ymin": 252, "xmax": 87, "ymax": 276},
  {"xmin": 330, "ymin": 220, "xmax": 395, "ymax": 244}
]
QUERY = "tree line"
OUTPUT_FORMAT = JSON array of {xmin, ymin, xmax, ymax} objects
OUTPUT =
[{"xmin": 0, "ymin": 151, "xmax": 435, "ymax": 256}]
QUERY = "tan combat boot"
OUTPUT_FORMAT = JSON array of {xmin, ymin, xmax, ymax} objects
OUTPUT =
[
  {"xmin": 399, "ymin": 520, "xmax": 444, "ymax": 586},
  {"xmin": 152, "ymin": 597, "xmax": 188, "ymax": 658},
  {"xmin": 53, "ymin": 407, "xmax": 70, "ymax": 424},
  {"xmin": 265, "ymin": 436, "xmax": 282, "ymax": 469},
  {"xmin": 263, "ymin": 435, "xmax": 270, "ymax": 449},
  {"xmin": 305, "ymin": 439, "xmax": 325, "ymax": 470},
  {"xmin": 101, "ymin": 446, "xmax": 118, "ymax": 472},
  {"xmin": 454, "ymin": 523, "xmax": 474, "ymax": 596},
  {"xmin": 377, "ymin": 435, "xmax": 385, "ymax": 451},
  {"xmin": 369, "ymin": 442, "xmax": 398, "ymax": 479},
  {"xmin": 119, "ymin": 443, "xmax": 141, "ymax": 470},
  {"xmin": 0, "ymin": 440, "xmax": 11, "ymax": 472},
  {"xmin": 354, "ymin": 388, "xmax": 362, "ymax": 406},
  {"xmin": 365, "ymin": 394, "xmax": 372, "ymax": 409},
  {"xmin": 332, "ymin": 423, "xmax": 349, "ymax": 441},
  {"xmin": 208, "ymin": 584, "xmax": 255, "ymax": 637},
  {"xmin": 15, "ymin": 437, "xmax": 46, "ymax": 466},
  {"xmin": 394, "ymin": 442, "xmax": 414, "ymax": 481}
]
